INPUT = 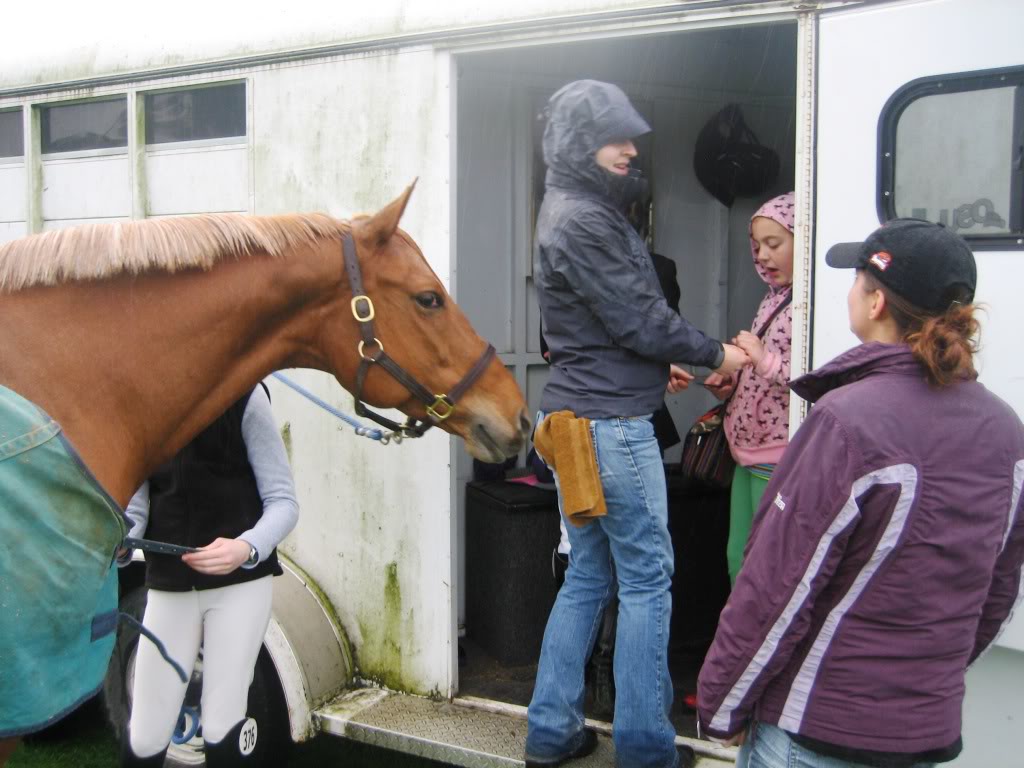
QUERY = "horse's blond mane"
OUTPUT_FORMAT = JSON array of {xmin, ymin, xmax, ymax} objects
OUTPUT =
[{"xmin": 0, "ymin": 213, "xmax": 351, "ymax": 292}]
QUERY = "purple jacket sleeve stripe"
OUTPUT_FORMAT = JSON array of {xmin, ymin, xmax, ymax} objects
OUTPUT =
[
  {"xmin": 778, "ymin": 464, "xmax": 919, "ymax": 732},
  {"xmin": 708, "ymin": 493, "xmax": 861, "ymax": 734},
  {"xmin": 999, "ymin": 461, "xmax": 1024, "ymax": 555},
  {"xmin": 973, "ymin": 460, "xmax": 1024, "ymax": 661}
]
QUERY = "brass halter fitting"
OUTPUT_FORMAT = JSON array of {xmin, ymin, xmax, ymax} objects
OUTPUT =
[
  {"xmin": 351, "ymin": 295, "xmax": 375, "ymax": 322},
  {"xmin": 426, "ymin": 395, "xmax": 455, "ymax": 422}
]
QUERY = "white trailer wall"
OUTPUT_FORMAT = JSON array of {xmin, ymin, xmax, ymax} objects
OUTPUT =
[
  {"xmin": 250, "ymin": 48, "xmax": 459, "ymax": 696},
  {"xmin": 815, "ymin": 1, "xmax": 1024, "ymax": 764},
  {"xmin": 0, "ymin": 45, "xmax": 461, "ymax": 698}
]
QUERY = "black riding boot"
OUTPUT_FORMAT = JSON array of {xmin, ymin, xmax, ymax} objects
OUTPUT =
[
  {"xmin": 120, "ymin": 731, "xmax": 168, "ymax": 767},
  {"xmin": 204, "ymin": 719, "xmax": 257, "ymax": 768},
  {"xmin": 552, "ymin": 547, "xmax": 569, "ymax": 588},
  {"xmin": 586, "ymin": 594, "xmax": 618, "ymax": 718}
]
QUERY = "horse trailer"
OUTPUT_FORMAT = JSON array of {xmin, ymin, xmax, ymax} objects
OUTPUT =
[{"xmin": 1, "ymin": 0, "xmax": 1021, "ymax": 765}]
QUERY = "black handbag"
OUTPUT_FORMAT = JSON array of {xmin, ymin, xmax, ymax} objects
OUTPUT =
[
  {"xmin": 679, "ymin": 401, "xmax": 734, "ymax": 489},
  {"xmin": 679, "ymin": 293, "xmax": 792, "ymax": 489}
]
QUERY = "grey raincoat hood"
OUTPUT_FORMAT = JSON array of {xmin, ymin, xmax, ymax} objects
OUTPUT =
[
  {"xmin": 534, "ymin": 80, "xmax": 724, "ymax": 419},
  {"xmin": 543, "ymin": 79, "xmax": 651, "ymax": 201}
]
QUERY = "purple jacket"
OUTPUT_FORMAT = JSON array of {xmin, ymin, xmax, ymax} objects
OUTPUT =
[{"xmin": 697, "ymin": 343, "xmax": 1024, "ymax": 754}]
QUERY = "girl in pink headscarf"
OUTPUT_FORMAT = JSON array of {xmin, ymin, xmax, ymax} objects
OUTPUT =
[{"xmin": 704, "ymin": 192, "xmax": 795, "ymax": 584}]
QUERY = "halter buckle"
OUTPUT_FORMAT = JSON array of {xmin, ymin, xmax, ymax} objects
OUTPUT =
[
  {"xmin": 351, "ymin": 295, "xmax": 375, "ymax": 322},
  {"xmin": 358, "ymin": 338, "xmax": 384, "ymax": 360},
  {"xmin": 426, "ymin": 395, "xmax": 455, "ymax": 422}
]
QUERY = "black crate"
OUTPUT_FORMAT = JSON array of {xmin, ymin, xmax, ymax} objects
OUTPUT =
[
  {"xmin": 666, "ymin": 473, "xmax": 731, "ymax": 658},
  {"xmin": 465, "ymin": 480, "xmax": 561, "ymax": 666}
]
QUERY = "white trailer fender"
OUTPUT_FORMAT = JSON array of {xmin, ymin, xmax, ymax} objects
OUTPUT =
[{"xmin": 267, "ymin": 554, "xmax": 354, "ymax": 742}]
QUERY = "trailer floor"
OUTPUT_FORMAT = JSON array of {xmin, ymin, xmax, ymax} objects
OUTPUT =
[
  {"xmin": 317, "ymin": 688, "xmax": 736, "ymax": 768},
  {"xmin": 457, "ymin": 637, "xmax": 708, "ymax": 739}
]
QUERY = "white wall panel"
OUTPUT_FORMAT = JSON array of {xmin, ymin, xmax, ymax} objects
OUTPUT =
[
  {"xmin": 41, "ymin": 155, "xmax": 130, "ymax": 220},
  {"xmin": 41, "ymin": 217, "xmax": 129, "ymax": 231},
  {"xmin": 0, "ymin": 221, "xmax": 27, "ymax": 244},
  {"xmin": 146, "ymin": 145, "xmax": 248, "ymax": 215},
  {"xmin": 0, "ymin": 164, "xmax": 25, "ymax": 222},
  {"xmin": 253, "ymin": 48, "xmax": 456, "ymax": 698},
  {"xmin": 817, "ymin": 4, "xmax": 1024, "ymax": 764}
]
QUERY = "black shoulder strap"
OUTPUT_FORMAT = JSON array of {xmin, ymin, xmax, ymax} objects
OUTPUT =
[{"xmin": 755, "ymin": 291, "xmax": 793, "ymax": 339}]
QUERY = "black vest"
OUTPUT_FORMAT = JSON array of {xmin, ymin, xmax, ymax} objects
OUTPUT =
[{"xmin": 145, "ymin": 387, "xmax": 282, "ymax": 591}]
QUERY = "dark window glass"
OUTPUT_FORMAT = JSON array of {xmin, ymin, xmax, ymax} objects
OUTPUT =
[
  {"xmin": 0, "ymin": 110, "xmax": 23, "ymax": 158},
  {"xmin": 881, "ymin": 67, "xmax": 1024, "ymax": 244},
  {"xmin": 40, "ymin": 98, "xmax": 128, "ymax": 154},
  {"xmin": 145, "ymin": 83, "xmax": 246, "ymax": 145}
]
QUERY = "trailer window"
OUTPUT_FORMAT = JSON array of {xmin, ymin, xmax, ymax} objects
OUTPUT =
[
  {"xmin": 880, "ymin": 67, "xmax": 1024, "ymax": 248},
  {"xmin": 40, "ymin": 97, "xmax": 128, "ymax": 154},
  {"xmin": 0, "ymin": 109, "xmax": 23, "ymax": 159},
  {"xmin": 144, "ymin": 83, "xmax": 246, "ymax": 145}
]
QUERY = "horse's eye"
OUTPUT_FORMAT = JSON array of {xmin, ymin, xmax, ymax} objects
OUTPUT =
[{"xmin": 415, "ymin": 292, "xmax": 444, "ymax": 310}]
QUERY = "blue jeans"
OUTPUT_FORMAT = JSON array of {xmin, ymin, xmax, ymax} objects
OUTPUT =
[
  {"xmin": 526, "ymin": 414, "xmax": 677, "ymax": 768},
  {"xmin": 738, "ymin": 724, "xmax": 936, "ymax": 768}
]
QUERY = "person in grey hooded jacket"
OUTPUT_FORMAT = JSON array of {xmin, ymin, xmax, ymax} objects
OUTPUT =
[{"xmin": 525, "ymin": 79, "xmax": 747, "ymax": 768}]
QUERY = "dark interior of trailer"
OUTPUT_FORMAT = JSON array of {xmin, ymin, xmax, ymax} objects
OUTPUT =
[{"xmin": 454, "ymin": 19, "xmax": 798, "ymax": 738}]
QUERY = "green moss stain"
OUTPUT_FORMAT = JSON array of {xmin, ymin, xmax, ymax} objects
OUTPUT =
[
  {"xmin": 356, "ymin": 560, "xmax": 422, "ymax": 692},
  {"xmin": 384, "ymin": 561, "xmax": 402, "ymax": 623},
  {"xmin": 379, "ymin": 561, "xmax": 404, "ymax": 686}
]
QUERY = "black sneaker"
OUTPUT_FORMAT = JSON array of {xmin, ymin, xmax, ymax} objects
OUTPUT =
[
  {"xmin": 677, "ymin": 744, "xmax": 697, "ymax": 768},
  {"xmin": 525, "ymin": 729, "xmax": 598, "ymax": 767},
  {"xmin": 552, "ymin": 547, "xmax": 569, "ymax": 588}
]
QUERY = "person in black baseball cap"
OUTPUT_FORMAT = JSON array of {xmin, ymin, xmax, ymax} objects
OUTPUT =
[
  {"xmin": 826, "ymin": 218, "xmax": 976, "ymax": 312},
  {"xmin": 826, "ymin": 218, "xmax": 979, "ymax": 386},
  {"xmin": 697, "ymin": 226, "xmax": 1024, "ymax": 768}
]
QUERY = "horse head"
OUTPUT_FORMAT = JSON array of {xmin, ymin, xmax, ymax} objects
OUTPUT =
[{"xmin": 322, "ymin": 184, "xmax": 530, "ymax": 462}]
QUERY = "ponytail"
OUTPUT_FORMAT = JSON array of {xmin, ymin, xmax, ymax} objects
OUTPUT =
[{"xmin": 861, "ymin": 272, "xmax": 980, "ymax": 387}]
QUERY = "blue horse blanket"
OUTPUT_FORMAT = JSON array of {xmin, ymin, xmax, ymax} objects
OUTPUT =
[{"xmin": 0, "ymin": 383, "xmax": 126, "ymax": 738}]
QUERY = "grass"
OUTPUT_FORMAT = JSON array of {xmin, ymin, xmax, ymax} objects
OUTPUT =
[{"xmin": 8, "ymin": 697, "xmax": 449, "ymax": 768}]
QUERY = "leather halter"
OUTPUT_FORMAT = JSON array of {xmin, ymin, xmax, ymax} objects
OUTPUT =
[{"xmin": 342, "ymin": 232, "xmax": 496, "ymax": 438}]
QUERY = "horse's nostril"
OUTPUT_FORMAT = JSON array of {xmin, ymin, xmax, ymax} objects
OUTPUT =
[{"xmin": 518, "ymin": 409, "xmax": 532, "ymax": 437}]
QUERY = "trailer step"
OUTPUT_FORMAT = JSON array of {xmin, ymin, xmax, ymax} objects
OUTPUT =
[{"xmin": 316, "ymin": 689, "xmax": 736, "ymax": 767}]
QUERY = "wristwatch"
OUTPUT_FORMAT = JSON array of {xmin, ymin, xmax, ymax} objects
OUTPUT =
[{"xmin": 246, "ymin": 545, "xmax": 258, "ymax": 566}]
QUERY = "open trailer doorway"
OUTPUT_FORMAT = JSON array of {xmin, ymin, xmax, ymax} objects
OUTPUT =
[{"xmin": 452, "ymin": 16, "xmax": 799, "ymax": 739}]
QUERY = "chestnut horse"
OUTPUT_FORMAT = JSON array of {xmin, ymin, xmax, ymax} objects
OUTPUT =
[{"xmin": 0, "ymin": 184, "xmax": 529, "ymax": 756}]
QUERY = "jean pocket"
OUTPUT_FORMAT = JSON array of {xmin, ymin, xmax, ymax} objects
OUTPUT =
[{"xmin": 618, "ymin": 413, "xmax": 655, "ymax": 442}]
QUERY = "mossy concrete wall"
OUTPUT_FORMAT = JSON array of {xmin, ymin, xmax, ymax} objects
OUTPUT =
[{"xmin": 255, "ymin": 47, "xmax": 457, "ymax": 697}]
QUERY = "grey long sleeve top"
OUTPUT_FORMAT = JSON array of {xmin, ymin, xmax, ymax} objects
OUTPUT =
[{"xmin": 124, "ymin": 383, "xmax": 299, "ymax": 566}]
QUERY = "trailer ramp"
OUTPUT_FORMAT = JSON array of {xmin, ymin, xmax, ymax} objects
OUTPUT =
[{"xmin": 317, "ymin": 689, "xmax": 736, "ymax": 767}]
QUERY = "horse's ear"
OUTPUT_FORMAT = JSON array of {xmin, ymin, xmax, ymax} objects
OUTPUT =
[{"xmin": 362, "ymin": 180, "xmax": 417, "ymax": 247}]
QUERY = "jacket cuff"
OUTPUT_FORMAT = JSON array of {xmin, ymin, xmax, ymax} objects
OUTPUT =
[
  {"xmin": 697, "ymin": 714, "xmax": 745, "ymax": 742},
  {"xmin": 754, "ymin": 349, "xmax": 782, "ymax": 380},
  {"xmin": 709, "ymin": 342, "xmax": 725, "ymax": 370}
]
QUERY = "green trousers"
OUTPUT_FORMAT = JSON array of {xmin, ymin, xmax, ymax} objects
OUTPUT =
[{"xmin": 727, "ymin": 464, "xmax": 771, "ymax": 585}]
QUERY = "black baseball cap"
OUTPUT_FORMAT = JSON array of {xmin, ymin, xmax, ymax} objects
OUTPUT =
[{"xmin": 825, "ymin": 219, "xmax": 976, "ymax": 313}]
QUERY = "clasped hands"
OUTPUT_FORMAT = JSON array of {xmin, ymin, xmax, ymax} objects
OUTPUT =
[{"xmin": 666, "ymin": 333, "xmax": 757, "ymax": 395}]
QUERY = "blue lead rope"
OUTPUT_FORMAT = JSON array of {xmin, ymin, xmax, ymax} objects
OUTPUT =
[
  {"xmin": 270, "ymin": 371, "xmax": 386, "ymax": 442},
  {"xmin": 118, "ymin": 613, "xmax": 188, "ymax": 683}
]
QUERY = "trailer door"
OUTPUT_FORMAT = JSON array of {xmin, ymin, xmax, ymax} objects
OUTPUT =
[{"xmin": 814, "ymin": 1, "xmax": 1023, "ymax": 763}]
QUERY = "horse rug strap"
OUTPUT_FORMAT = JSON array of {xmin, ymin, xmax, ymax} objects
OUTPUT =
[{"xmin": 0, "ymin": 383, "xmax": 126, "ymax": 738}]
